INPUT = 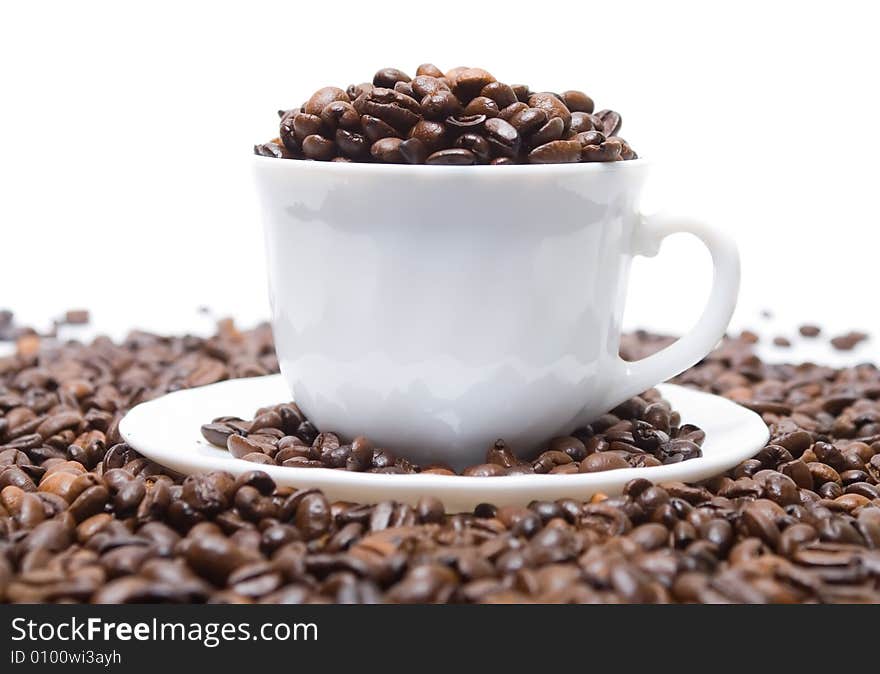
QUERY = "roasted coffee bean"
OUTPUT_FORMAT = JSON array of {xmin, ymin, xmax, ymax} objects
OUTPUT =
[
  {"xmin": 560, "ymin": 90, "xmax": 594, "ymax": 113},
  {"xmin": 426, "ymin": 148, "xmax": 476, "ymax": 166},
  {"xmin": 361, "ymin": 115, "xmax": 400, "ymax": 143},
  {"xmin": 303, "ymin": 86, "xmax": 349, "ymax": 116},
  {"xmin": 480, "ymin": 82, "xmax": 517, "ymax": 108},
  {"xmin": 292, "ymin": 112, "xmax": 325, "ymax": 139},
  {"xmin": 582, "ymin": 140, "xmax": 623, "ymax": 162},
  {"xmin": 528, "ymin": 117, "xmax": 566, "ymax": 147},
  {"xmin": 335, "ymin": 129, "xmax": 370, "ymax": 159},
  {"xmin": 399, "ymin": 138, "xmax": 428, "ymax": 164},
  {"xmin": 528, "ymin": 93, "xmax": 571, "ymax": 132},
  {"xmin": 320, "ymin": 100, "xmax": 360, "ymax": 132},
  {"xmin": 445, "ymin": 113, "xmax": 486, "ymax": 130},
  {"xmin": 594, "ymin": 109, "xmax": 622, "ymax": 136},
  {"xmin": 463, "ymin": 463, "xmax": 507, "ymax": 477},
  {"xmin": 253, "ymin": 142, "xmax": 290, "ymax": 159},
  {"xmin": 411, "ymin": 75, "xmax": 448, "ymax": 98},
  {"xmin": 528, "ymin": 139, "xmax": 582, "ymax": 164},
  {"xmin": 580, "ymin": 452, "xmax": 630, "ymax": 473},
  {"xmin": 483, "ymin": 117, "xmax": 520, "ymax": 157},
  {"xmin": 301, "ymin": 135, "xmax": 336, "ymax": 161},
  {"xmin": 420, "ymin": 90, "xmax": 463, "ymax": 120},
  {"xmin": 408, "ymin": 120, "xmax": 448, "ymax": 153},
  {"xmin": 373, "ymin": 68, "xmax": 411, "ymax": 88},
  {"xmin": 371, "ymin": 137, "xmax": 406, "ymax": 163},
  {"xmin": 295, "ymin": 492, "xmax": 331, "ymax": 540},
  {"xmin": 453, "ymin": 134, "xmax": 491, "ymax": 163},
  {"xmin": 462, "ymin": 96, "xmax": 499, "ymax": 118}
]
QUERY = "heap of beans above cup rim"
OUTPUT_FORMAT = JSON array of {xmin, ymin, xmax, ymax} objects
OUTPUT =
[{"xmin": 255, "ymin": 64, "xmax": 637, "ymax": 165}]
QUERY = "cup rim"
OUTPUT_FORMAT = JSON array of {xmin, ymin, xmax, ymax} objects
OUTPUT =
[{"xmin": 253, "ymin": 154, "xmax": 649, "ymax": 176}]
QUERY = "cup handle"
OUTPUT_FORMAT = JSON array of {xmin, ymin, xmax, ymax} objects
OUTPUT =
[{"xmin": 604, "ymin": 212, "xmax": 740, "ymax": 408}]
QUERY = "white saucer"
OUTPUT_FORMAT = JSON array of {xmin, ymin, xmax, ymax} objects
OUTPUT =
[{"xmin": 120, "ymin": 375, "xmax": 769, "ymax": 512}]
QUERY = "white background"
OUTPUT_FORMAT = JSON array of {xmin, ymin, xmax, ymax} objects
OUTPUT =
[{"xmin": 1, "ymin": 0, "xmax": 878, "ymax": 362}]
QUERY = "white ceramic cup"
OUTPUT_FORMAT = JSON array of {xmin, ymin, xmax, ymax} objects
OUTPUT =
[{"xmin": 254, "ymin": 158, "xmax": 740, "ymax": 469}]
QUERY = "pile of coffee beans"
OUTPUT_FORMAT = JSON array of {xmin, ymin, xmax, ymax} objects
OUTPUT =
[
  {"xmin": 2, "ymin": 318, "xmax": 879, "ymax": 603},
  {"xmin": 254, "ymin": 64, "xmax": 636, "ymax": 165},
  {"xmin": 202, "ymin": 393, "xmax": 703, "ymax": 475}
]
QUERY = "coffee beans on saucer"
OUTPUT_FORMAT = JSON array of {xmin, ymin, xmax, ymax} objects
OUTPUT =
[
  {"xmin": 201, "ymin": 392, "xmax": 702, "ymax": 475},
  {"xmin": 255, "ymin": 64, "xmax": 637, "ymax": 165}
]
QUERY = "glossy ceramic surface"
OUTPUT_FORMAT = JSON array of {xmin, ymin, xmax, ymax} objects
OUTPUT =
[
  {"xmin": 254, "ymin": 159, "xmax": 739, "ymax": 468},
  {"xmin": 119, "ymin": 374, "xmax": 768, "ymax": 512}
]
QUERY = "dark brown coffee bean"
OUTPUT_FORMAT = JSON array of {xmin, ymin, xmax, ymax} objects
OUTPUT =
[
  {"xmin": 549, "ymin": 436, "xmax": 588, "ymax": 462},
  {"xmin": 411, "ymin": 75, "xmax": 448, "ymax": 98},
  {"xmin": 291, "ymin": 112, "xmax": 325, "ymax": 140},
  {"xmin": 463, "ymin": 96, "xmax": 499, "ymax": 118},
  {"xmin": 580, "ymin": 453, "xmax": 629, "ymax": 472},
  {"xmin": 360, "ymin": 114, "xmax": 400, "ymax": 144},
  {"xmin": 304, "ymin": 87, "xmax": 349, "ymax": 116},
  {"xmin": 594, "ymin": 109, "xmax": 622, "ymax": 136},
  {"xmin": 396, "ymin": 138, "xmax": 427, "ymax": 164},
  {"xmin": 507, "ymin": 107, "xmax": 548, "ymax": 136},
  {"xmin": 301, "ymin": 135, "xmax": 336, "ymax": 161},
  {"xmin": 416, "ymin": 63, "xmax": 444, "ymax": 77},
  {"xmin": 253, "ymin": 142, "xmax": 291, "ymax": 159},
  {"xmin": 528, "ymin": 93, "xmax": 571, "ymax": 132},
  {"xmin": 200, "ymin": 423, "xmax": 236, "ymax": 447},
  {"xmin": 295, "ymin": 492, "xmax": 330, "ymax": 540},
  {"xmin": 334, "ymin": 129, "xmax": 369, "ymax": 159},
  {"xmin": 373, "ymin": 68, "xmax": 411, "ymax": 88},
  {"xmin": 408, "ymin": 119, "xmax": 448, "ymax": 153},
  {"xmin": 227, "ymin": 434, "xmax": 262, "ymax": 459},
  {"xmin": 560, "ymin": 90, "xmax": 594, "ymax": 113},
  {"xmin": 483, "ymin": 117, "xmax": 520, "ymax": 158},
  {"xmin": 499, "ymin": 101, "xmax": 528, "ymax": 121},
  {"xmin": 528, "ymin": 139, "xmax": 582, "ymax": 164},
  {"xmin": 319, "ymin": 100, "xmax": 360, "ymax": 132},
  {"xmin": 463, "ymin": 463, "xmax": 507, "ymax": 477},
  {"xmin": 528, "ymin": 117, "xmax": 566, "ymax": 147},
  {"xmin": 480, "ymin": 82, "xmax": 517, "ymax": 108},
  {"xmin": 354, "ymin": 88, "xmax": 421, "ymax": 133},
  {"xmin": 420, "ymin": 90, "xmax": 463, "ymax": 121},
  {"xmin": 581, "ymin": 140, "xmax": 622, "ymax": 162},
  {"xmin": 450, "ymin": 68, "xmax": 495, "ymax": 102},
  {"xmin": 425, "ymin": 148, "xmax": 476, "ymax": 166},
  {"xmin": 371, "ymin": 137, "xmax": 406, "ymax": 163},
  {"xmin": 454, "ymin": 133, "xmax": 491, "ymax": 163}
]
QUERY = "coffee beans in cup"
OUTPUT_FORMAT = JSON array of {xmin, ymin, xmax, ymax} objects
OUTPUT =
[{"xmin": 254, "ymin": 65, "xmax": 637, "ymax": 165}]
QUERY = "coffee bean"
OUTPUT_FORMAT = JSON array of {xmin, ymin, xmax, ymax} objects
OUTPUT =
[
  {"xmin": 463, "ymin": 96, "xmax": 499, "ymax": 118},
  {"xmin": 560, "ymin": 90, "xmax": 594, "ymax": 113},
  {"xmin": 301, "ymin": 135, "xmax": 336, "ymax": 161},
  {"xmin": 480, "ymin": 82, "xmax": 517, "ymax": 108},
  {"xmin": 594, "ymin": 109, "xmax": 622, "ymax": 136},
  {"xmin": 580, "ymin": 453, "xmax": 629, "ymax": 472},
  {"xmin": 483, "ymin": 117, "xmax": 520, "ymax": 157},
  {"xmin": 371, "ymin": 137, "xmax": 406, "ymax": 163},
  {"xmin": 528, "ymin": 93, "xmax": 572, "ymax": 132},
  {"xmin": 304, "ymin": 86, "xmax": 349, "ymax": 116},
  {"xmin": 453, "ymin": 134, "xmax": 491, "ymax": 163},
  {"xmin": 462, "ymin": 463, "xmax": 506, "ymax": 477},
  {"xmin": 420, "ymin": 90, "xmax": 462, "ymax": 120},
  {"xmin": 426, "ymin": 148, "xmax": 476, "ymax": 166},
  {"xmin": 295, "ymin": 492, "xmax": 330, "ymax": 540},
  {"xmin": 528, "ymin": 139, "xmax": 582, "ymax": 164},
  {"xmin": 373, "ymin": 68, "xmax": 411, "ymax": 88}
]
